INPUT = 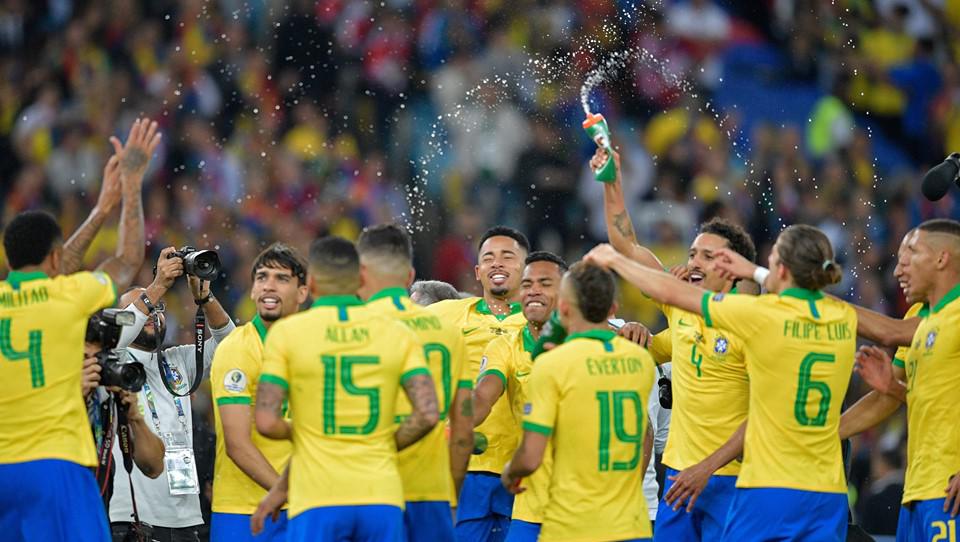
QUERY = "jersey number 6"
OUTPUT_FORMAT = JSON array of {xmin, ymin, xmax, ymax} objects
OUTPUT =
[{"xmin": 794, "ymin": 352, "xmax": 835, "ymax": 427}]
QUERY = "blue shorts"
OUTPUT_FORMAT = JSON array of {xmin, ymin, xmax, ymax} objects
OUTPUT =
[
  {"xmin": 455, "ymin": 472, "xmax": 513, "ymax": 542},
  {"xmin": 653, "ymin": 467, "xmax": 737, "ymax": 542},
  {"xmin": 404, "ymin": 501, "xmax": 454, "ymax": 542},
  {"xmin": 720, "ymin": 487, "xmax": 848, "ymax": 542},
  {"xmin": 210, "ymin": 511, "xmax": 287, "ymax": 541},
  {"xmin": 504, "ymin": 519, "xmax": 540, "ymax": 542},
  {"xmin": 0, "ymin": 459, "xmax": 110, "ymax": 542},
  {"xmin": 289, "ymin": 505, "xmax": 403, "ymax": 542},
  {"xmin": 896, "ymin": 499, "xmax": 957, "ymax": 542}
]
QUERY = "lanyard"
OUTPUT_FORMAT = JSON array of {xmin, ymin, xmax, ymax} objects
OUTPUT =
[{"xmin": 142, "ymin": 381, "xmax": 188, "ymax": 435}]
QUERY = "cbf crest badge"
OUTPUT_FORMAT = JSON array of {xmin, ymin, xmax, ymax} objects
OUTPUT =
[
  {"xmin": 714, "ymin": 336, "xmax": 729, "ymax": 355},
  {"xmin": 925, "ymin": 329, "xmax": 938, "ymax": 350}
]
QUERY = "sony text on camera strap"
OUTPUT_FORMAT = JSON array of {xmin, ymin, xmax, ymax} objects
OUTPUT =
[{"xmin": 147, "ymin": 286, "xmax": 210, "ymax": 398}]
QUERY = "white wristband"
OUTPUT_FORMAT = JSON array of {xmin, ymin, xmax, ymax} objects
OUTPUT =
[{"xmin": 753, "ymin": 266, "xmax": 770, "ymax": 287}]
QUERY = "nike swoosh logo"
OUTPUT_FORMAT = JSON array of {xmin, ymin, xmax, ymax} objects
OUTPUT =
[
  {"xmin": 678, "ymin": 318, "xmax": 692, "ymax": 327},
  {"xmin": 515, "ymin": 371, "xmax": 530, "ymax": 378},
  {"xmin": 463, "ymin": 327, "xmax": 480, "ymax": 335}
]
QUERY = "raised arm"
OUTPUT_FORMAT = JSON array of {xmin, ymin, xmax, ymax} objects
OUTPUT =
[
  {"xmin": 849, "ymin": 305, "xmax": 918, "ymax": 348},
  {"xmin": 255, "ymin": 381, "xmax": 292, "ymax": 440},
  {"xmin": 95, "ymin": 119, "xmax": 162, "ymax": 290},
  {"xmin": 61, "ymin": 156, "xmax": 122, "ymax": 274},
  {"xmin": 586, "ymin": 244, "xmax": 706, "ymax": 314},
  {"xmin": 395, "ymin": 374, "xmax": 440, "ymax": 450},
  {"xmin": 447, "ymin": 387, "xmax": 474, "ymax": 497},
  {"xmin": 598, "ymin": 149, "xmax": 664, "ymax": 270}
]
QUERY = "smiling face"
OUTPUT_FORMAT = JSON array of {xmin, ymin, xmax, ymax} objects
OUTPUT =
[
  {"xmin": 687, "ymin": 233, "xmax": 733, "ymax": 291},
  {"xmin": 475, "ymin": 235, "xmax": 526, "ymax": 298},
  {"xmin": 251, "ymin": 263, "xmax": 309, "ymax": 322},
  {"xmin": 521, "ymin": 260, "xmax": 564, "ymax": 325}
]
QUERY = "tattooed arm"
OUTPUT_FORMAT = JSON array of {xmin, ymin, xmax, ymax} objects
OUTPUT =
[
  {"xmin": 395, "ymin": 374, "xmax": 440, "ymax": 451},
  {"xmin": 595, "ymin": 148, "xmax": 665, "ymax": 270},
  {"xmin": 447, "ymin": 387, "xmax": 474, "ymax": 496},
  {"xmin": 255, "ymin": 382, "xmax": 292, "ymax": 440},
  {"xmin": 61, "ymin": 156, "xmax": 122, "ymax": 274},
  {"xmin": 95, "ymin": 119, "xmax": 162, "ymax": 291}
]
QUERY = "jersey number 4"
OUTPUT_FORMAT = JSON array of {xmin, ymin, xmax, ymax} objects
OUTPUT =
[
  {"xmin": 320, "ymin": 355, "xmax": 379, "ymax": 435},
  {"xmin": 596, "ymin": 390, "xmax": 643, "ymax": 472},
  {"xmin": 0, "ymin": 318, "xmax": 44, "ymax": 388},
  {"xmin": 794, "ymin": 352, "xmax": 835, "ymax": 427}
]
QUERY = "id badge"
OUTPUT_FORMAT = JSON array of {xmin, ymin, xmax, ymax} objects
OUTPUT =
[
  {"xmin": 162, "ymin": 431, "xmax": 189, "ymax": 449},
  {"xmin": 164, "ymin": 448, "xmax": 200, "ymax": 495}
]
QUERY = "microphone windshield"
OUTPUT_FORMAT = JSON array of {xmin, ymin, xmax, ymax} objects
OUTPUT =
[{"xmin": 921, "ymin": 154, "xmax": 960, "ymax": 201}]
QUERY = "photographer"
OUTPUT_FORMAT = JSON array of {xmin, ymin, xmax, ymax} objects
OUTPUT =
[{"xmin": 108, "ymin": 247, "xmax": 235, "ymax": 542}]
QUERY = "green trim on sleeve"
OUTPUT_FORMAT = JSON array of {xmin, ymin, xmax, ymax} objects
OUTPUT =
[
  {"xmin": 401, "ymin": 367, "xmax": 431, "ymax": 385},
  {"xmin": 259, "ymin": 374, "xmax": 289, "ymax": 390},
  {"xmin": 522, "ymin": 421, "xmax": 553, "ymax": 436},
  {"xmin": 892, "ymin": 357, "xmax": 905, "ymax": 369},
  {"xmin": 457, "ymin": 379, "xmax": 474, "ymax": 390},
  {"xmin": 701, "ymin": 292, "xmax": 714, "ymax": 328},
  {"xmin": 479, "ymin": 369, "xmax": 507, "ymax": 392},
  {"xmin": 216, "ymin": 396, "xmax": 252, "ymax": 406}
]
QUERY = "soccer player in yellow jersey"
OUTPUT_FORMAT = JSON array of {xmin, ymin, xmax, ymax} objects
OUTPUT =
[
  {"xmin": 502, "ymin": 262, "xmax": 656, "ymax": 542},
  {"xmin": 474, "ymin": 251, "xmax": 567, "ymax": 542},
  {"xmin": 255, "ymin": 236, "xmax": 439, "ymax": 542},
  {"xmin": 355, "ymin": 224, "xmax": 474, "ymax": 542},
  {"xmin": 587, "ymin": 223, "xmax": 858, "ymax": 541},
  {"xmin": 597, "ymin": 148, "xmax": 756, "ymax": 541},
  {"xmin": 209, "ymin": 243, "xmax": 309, "ymax": 542},
  {"xmin": 0, "ymin": 118, "xmax": 159, "ymax": 542},
  {"xmin": 429, "ymin": 226, "xmax": 528, "ymax": 542}
]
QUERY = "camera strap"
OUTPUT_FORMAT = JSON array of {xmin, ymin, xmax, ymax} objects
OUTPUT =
[
  {"xmin": 114, "ymin": 392, "xmax": 146, "ymax": 542},
  {"xmin": 154, "ymin": 305, "xmax": 205, "ymax": 398}
]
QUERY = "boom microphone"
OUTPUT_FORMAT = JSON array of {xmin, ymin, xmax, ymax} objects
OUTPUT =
[{"xmin": 921, "ymin": 153, "xmax": 960, "ymax": 201}]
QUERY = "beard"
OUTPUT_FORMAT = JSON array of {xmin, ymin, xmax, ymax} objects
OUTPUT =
[
  {"xmin": 132, "ymin": 324, "xmax": 165, "ymax": 350},
  {"xmin": 259, "ymin": 310, "xmax": 281, "ymax": 322},
  {"xmin": 489, "ymin": 285, "xmax": 510, "ymax": 297}
]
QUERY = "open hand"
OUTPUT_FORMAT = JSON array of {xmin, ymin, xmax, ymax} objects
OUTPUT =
[
  {"xmin": 110, "ymin": 118, "xmax": 162, "ymax": 186},
  {"xmin": 663, "ymin": 462, "xmax": 713, "ymax": 512},
  {"xmin": 94, "ymin": 155, "xmax": 122, "ymax": 214},
  {"xmin": 711, "ymin": 248, "xmax": 758, "ymax": 283},
  {"xmin": 855, "ymin": 345, "xmax": 897, "ymax": 396}
]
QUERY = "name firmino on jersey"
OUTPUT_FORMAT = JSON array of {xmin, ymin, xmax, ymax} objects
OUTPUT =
[
  {"xmin": 0, "ymin": 286, "xmax": 49, "ymax": 308},
  {"xmin": 586, "ymin": 357, "xmax": 645, "ymax": 376},
  {"xmin": 782, "ymin": 320, "xmax": 851, "ymax": 341}
]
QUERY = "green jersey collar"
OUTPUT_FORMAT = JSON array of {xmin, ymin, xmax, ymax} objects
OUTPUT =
[
  {"xmin": 251, "ymin": 314, "xmax": 268, "ymax": 343},
  {"xmin": 476, "ymin": 298, "xmax": 522, "ymax": 321},
  {"xmin": 565, "ymin": 329, "xmax": 617, "ymax": 343},
  {"xmin": 932, "ymin": 283, "xmax": 960, "ymax": 314},
  {"xmin": 779, "ymin": 288, "xmax": 825, "ymax": 301},
  {"xmin": 522, "ymin": 326, "xmax": 537, "ymax": 353},
  {"xmin": 367, "ymin": 287, "xmax": 410, "ymax": 303},
  {"xmin": 311, "ymin": 295, "xmax": 364, "ymax": 308},
  {"xmin": 6, "ymin": 270, "xmax": 48, "ymax": 290},
  {"xmin": 918, "ymin": 303, "xmax": 931, "ymax": 318}
]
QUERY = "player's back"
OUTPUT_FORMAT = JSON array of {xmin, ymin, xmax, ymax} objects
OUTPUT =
[
  {"xmin": 525, "ymin": 330, "xmax": 655, "ymax": 542},
  {"xmin": 0, "ymin": 270, "xmax": 116, "ymax": 466},
  {"xmin": 262, "ymin": 297, "xmax": 428, "ymax": 517},
  {"xmin": 702, "ymin": 290, "xmax": 857, "ymax": 493},
  {"xmin": 364, "ymin": 288, "xmax": 470, "ymax": 502}
]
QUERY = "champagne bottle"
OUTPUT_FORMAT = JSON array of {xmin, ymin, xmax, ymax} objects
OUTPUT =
[{"xmin": 529, "ymin": 310, "xmax": 567, "ymax": 360}]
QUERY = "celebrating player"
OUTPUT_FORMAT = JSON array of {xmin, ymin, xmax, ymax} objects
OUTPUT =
[
  {"xmin": 473, "ymin": 251, "xmax": 567, "ymax": 541},
  {"xmin": 429, "ymin": 226, "xmax": 529, "ymax": 542},
  {"xmin": 502, "ymin": 262, "xmax": 656, "ymax": 542},
  {"xmin": 0, "ymin": 118, "xmax": 156, "ymax": 541},
  {"xmin": 209, "ymin": 243, "xmax": 309, "ymax": 541},
  {"xmin": 355, "ymin": 224, "xmax": 474, "ymax": 542},
  {"xmin": 597, "ymin": 147, "xmax": 756, "ymax": 540},
  {"xmin": 254, "ymin": 236, "xmax": 439, "ymax": 541},
  {"xmin": 586, "ymin": 223, "xmax": 857, "ymax": 541}
]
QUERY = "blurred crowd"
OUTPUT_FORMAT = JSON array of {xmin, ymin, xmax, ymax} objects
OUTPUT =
[{"xmin": 1, "ymin": 0, "xmax": 957, "ymax": 536}]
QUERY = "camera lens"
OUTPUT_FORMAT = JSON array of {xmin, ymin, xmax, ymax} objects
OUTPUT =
[{"xmin": 183, "ymin": 250, "xmax": 221, "ymax": 281}]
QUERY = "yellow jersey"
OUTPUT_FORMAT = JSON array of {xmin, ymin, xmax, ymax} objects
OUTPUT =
[
  {"xmin": 702, "ymin": 289, "xmax": 857, "ymax": 493},
  {"xmin": 524, "ymin": 330, "xmax": 655, "ymax": 542},
  {"xmin": 260, "ymin": 295, "xmax": 429, "ymax": 517},
  {"xmin": 892, "ymin": 302, "xmax": 928, "ymax": 370},
  {"xmin": 0, "ymin": 270, "xmax": 116, "ymax": 466},
  {"xmin": 365, "ymin": 287, "xmax": 471, "ymax": 503},
  {"xmin": 428, "ymin": 297, "xmax": 526, "ymax": 473},
  {"xmin": 902, "ymin": 284, "xmax": 960, "ymax": 503},
  {"xmin": 657, "ymin": 302, "xmax": 748, "ymax": 476},
  {"xmin": 210, "ymin": 315, "xmax": 291, "ymax": 514},
  {"xmin": 480, "ymin": 327, "xmax": 548, "ymax": 523}
]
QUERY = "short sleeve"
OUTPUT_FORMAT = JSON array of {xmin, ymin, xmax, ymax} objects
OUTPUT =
[
  {"xmin": 453, "ymin": 333, "xmax": 472, "ymax": 390},
  {"xmin": 397, "ymin": 323, "xmax": 429, "ymax": 385},
  {"xmin": 261, "ymin": 324, "xmax": 290, "ymax": 390},
  {"xmin": 65, "ymin": 271, "xmax": 117, "ymax": 315},
  {"xmin": 701, "ymin": 292, "xmax": 764, "ymax": 337},
  {"xmin": 648, "ymin": 329, "xmax": 672, "ymax": 364},
  {"xmin": 522, "ymin": 357, "xmax": 559, "ymax": 436},
  {"xmin": 479, "ymin": 335, "xmax": 512, "ymax": 392},
  {"xmin": 210, "ymin": 333, "xmax": 256, "ymax": 406},
  {"xmin": 892, "ymin": 346, "xmax": 908, "ymax": 369}
]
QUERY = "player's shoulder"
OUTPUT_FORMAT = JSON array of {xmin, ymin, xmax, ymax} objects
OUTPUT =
[
  {"xmin": 903, "ymin": 302, "xmax": 929, "ymax": 320},
  {"xmin": 426, "ymin": 296, "xmax": 478, "ymax": 318},
  {"xmin": 214, "ymin": 320, "xmax": 258, "ymax": 355}
]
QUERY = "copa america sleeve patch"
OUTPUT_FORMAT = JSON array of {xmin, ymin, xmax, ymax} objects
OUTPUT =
[
  {"xmin": 223, "ymin": 369, "xmax": 248, "ymax": 393},
  {"xmin": 479, "ymin": 356, "xmax": 488, "ymax": 373},
  {"xmin": 712, "ymin": 293, "xmax": 725, "ymax": 302}
]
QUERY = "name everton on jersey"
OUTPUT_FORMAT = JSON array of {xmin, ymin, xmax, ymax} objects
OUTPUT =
[{"xmin": 586, "ymin": 356, "xmax": 646, "ymax": 376}]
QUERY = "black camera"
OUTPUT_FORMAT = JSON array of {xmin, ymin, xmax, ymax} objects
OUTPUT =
[
  {"xmin": 657, "ymin": 374, "xmax": 672, "ymax": 410},
  {"xmin": 169, "ymin": 246, "xmax": 221, "ymax": 281},
  {"xmin": 86, "ymin": 309, "xmax": 146, "ymax": 392}
]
